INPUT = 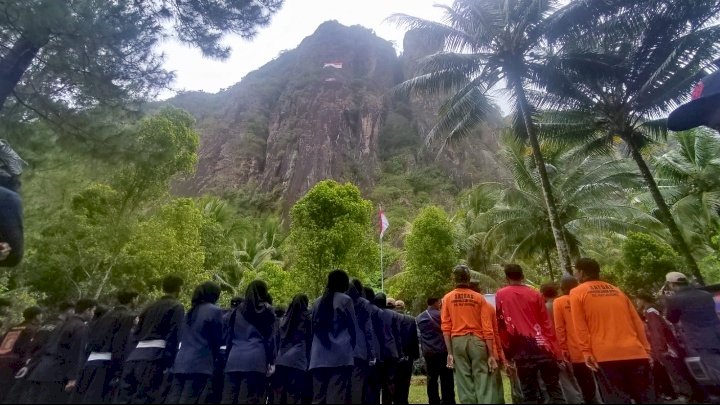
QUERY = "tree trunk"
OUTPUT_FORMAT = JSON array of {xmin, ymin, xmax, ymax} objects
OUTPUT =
[
  {"xmin": 0, "ymin": 34, "xmax": 48, "ymax": 112},
  {"xmin": 545, "ymin": 249, "xmax": 556, "ymax": 281},
  {"xmin": 628, "ymin": 143, "xmax": 704, "ymax": 285},
  {"xmin": 509, "ymin": 73, "xmax": 573, "ymax": 275}
]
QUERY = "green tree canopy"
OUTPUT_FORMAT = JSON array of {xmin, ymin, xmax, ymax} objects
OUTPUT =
[
  {"xmin": 619, "ymin": 232, "xmax": 683, "ymax": 295},
  {"xmin": 0, "ymin": 0, "xmax": 284, "ymax": 134},
  {"xmin": 389, "ymin": 205, "xmax": 459, "ymax": 311},
  {"xmin": 288, "ymin": 180, "xmax": 379, "ymax": 297}
]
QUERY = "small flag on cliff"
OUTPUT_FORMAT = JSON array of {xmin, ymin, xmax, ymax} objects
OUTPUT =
[
  {"xmin": 323, "ymin": 61, "xmax": 343, "ymax": 69},
  {"xmin": 379, "ymin": 209, "xmax": 389, "ymax": 239}
]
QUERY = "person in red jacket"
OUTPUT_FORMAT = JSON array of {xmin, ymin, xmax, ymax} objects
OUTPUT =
[{"xmin": 495, "ymin": 264, "xmax": 564, "ymax": 404}]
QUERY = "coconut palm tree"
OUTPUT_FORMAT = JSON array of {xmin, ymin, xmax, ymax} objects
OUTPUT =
[
  {"xmin": 391, "ymin": 0, "xmax": 628, "ymax": 273},
  {"xmin": 538, "ymin": 0, "xmax": 720, "ymax": 283},
  {"xmin": 655, "ymin": 128, "xmax": 720, "ymax": 255},
  {"xmin": 462, "ymin": 136, "xmax": 656, "ymax": 280}
]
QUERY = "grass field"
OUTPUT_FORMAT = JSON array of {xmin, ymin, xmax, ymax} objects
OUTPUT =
[{"xmin": 408, "ymin": 375, "xmax": 514, "ymax": 404}]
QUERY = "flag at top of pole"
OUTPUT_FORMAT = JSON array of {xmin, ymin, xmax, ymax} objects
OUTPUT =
[{"xmin": 379, "ymin": 209, "xmax": 389, "ymax": 239}]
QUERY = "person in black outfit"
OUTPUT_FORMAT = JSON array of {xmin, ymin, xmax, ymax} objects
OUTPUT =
[
  {"xmin": 309, "ymin": 269, "xmax": 358, "ymax": 405},
  {"xmin": 118, "ymin": 275, "xmax": 185, "ymax": 404},
  {"xmin": 271, "ymin": 293, "xmax": 311, "ymax": 404},
  {"xmin": 417, "ymin": 297, "xmax": 455, "ymax": 405},
  {"xmin": 393, "ymin": 300, "xmax": 419, "ymax": 405},
  {"xmin": 0, "ymin": 306, "xmax": 42, "ymax": 402},
  {"xmin": 373, "ymin": 292, "xmax": 403, "ymax": 405},
  {"xmin": 345, "ymin": 279, "xmax": 376, "ymax": 404},
  {"xmin": 4, "ymin": 302, "xmax": 73, "ymax": 404},
  {"xmin": 223, "ymin": 280, "xmax": 276, "ymax": 404},
  {"xmin": 25, "ymin": 298, "xmax": 97, "ymax": 404},
  {"xmin": 74, "ymin": 290, "xmax": 139, "ymax": 404},
  {"xmin": 166, "ymin": 281, "xmax": 224, "ymax": 404}
]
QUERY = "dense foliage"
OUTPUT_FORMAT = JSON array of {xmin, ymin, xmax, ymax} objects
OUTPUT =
[{"xmin": 3, "ymin": 0, "xmax": 720, "ymax": 324}]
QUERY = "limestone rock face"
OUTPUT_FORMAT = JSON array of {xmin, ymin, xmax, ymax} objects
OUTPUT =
[{"xmin": 169, "ymin": 21, "xmax": 500, "ymax": 206}]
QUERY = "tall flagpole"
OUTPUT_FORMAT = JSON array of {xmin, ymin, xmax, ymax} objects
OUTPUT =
[
  {"xmin": 380, "ymin": 205, "xmax": 384, "ymax": 293},
  {"xmin": 380, "ymin": 230, "xmax": 384, "ymax": 293}
]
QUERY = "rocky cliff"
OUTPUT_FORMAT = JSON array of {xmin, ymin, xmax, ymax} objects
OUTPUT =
[{"xmin": 169, "ymin": 21, "xmax": 500, "ymax": 208}]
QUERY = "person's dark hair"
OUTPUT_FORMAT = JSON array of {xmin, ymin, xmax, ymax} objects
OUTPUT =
[
  {"xmin": 162, "ymin": 275, "xmax": 184, "ymax": 294},
  {"xmin": 117, "ymin": 289, "xmax": 139, "ymax": 306},
  {"xmin": 22, "ymin": 306, "xmax": 42, "ymax": 322},
  {"xmin": 240, "ymin": 280, "xmax": 274, "ymax": 339},
  {"xmin": 363, "ymin": 286, "xmax": 375, "ymax": 302},
  {"xmin": 453, "ymin": 264, "xmax": 471, "ymax": 285},
  {"xmin": 187, "ymin": 281, "xmax": 221, "ymax": 325},
  {"xmin": 575, "ymin": 258, "xmax": 600, "ymax": 280},
  {"xmin": 58, "ymin": 301, "xmax": 75, "ymax": 312},
  {"xmin": 427, "ymin": 297, "xmax": 440, "ymax": 307},
  {"xmin": 314, "ymin": 269, "xmax": 350, "ymax": 347},
  {"xmin": 560, "ymin": 275, "xmax": 579, "ymax": 295},
  {"xmin": 94, "ymin": 304, "xmax": 110, "ymax": 319},
  {"xmin": 504, "ymin": 264, "xmax": 524, "ymax": 281},
  {"xmin": 373, "ymin": 292, "xmax": 388, "ymax": 309},
  {"xmin": 191, "ymin": 281, "xmax": 221, "ymax": 306},
  {"xmin": 75, "ymin": 298, "xmax": 97, "ymax": 314},
  {"xmin": 230, "ymin": 296, "xmax": 244, "ymax": 308},
  {"xmin": 540, "ymin": 283, "xmax": 558, "ymax": 299},
  {"xmin": 280, "ymin": 294, "xmax": 309, "ymax": 343}
]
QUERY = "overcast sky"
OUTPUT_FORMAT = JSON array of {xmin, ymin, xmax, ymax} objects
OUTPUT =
[{"xmin": 160, "ymin": 0, "xmax": 450, "ymax": 97}]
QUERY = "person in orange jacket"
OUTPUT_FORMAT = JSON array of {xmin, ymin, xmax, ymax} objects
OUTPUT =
[
  {"xmin": 554, "ymin": 275, "xmax": 600, "ymax": 404},
  {"xmin": 570, "ymin": 257, "xmax": 654, "ymax": 404}
]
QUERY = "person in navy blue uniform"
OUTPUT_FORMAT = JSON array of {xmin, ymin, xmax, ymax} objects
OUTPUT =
[
  {"xmin": 309, "ymin": 269, "xmax": 358, "ymax": 404},
  {"xmin": 416, "ymin": 297, "xmax": 455, "ymax": 405},
  {"xmin": 393, "ymin": 300, "xmax": 419, "ymax": 405},
  {"xmin": 270, "ymin": 293, "xmax": 311, "ymax": 404},
  {"xmin": 222, "ymin": 280, "xmax": 276, "ymax": 404},
  {"xmin": 118, "ymin": 275, "xmax": 185, "ymax": 404},
  {"xmin": 25, "ymin": 298, "xmax": 97, "ymax": 404},
  {"xmin": 363, "ymin": 287, "xmax": 384, "ymax": 405},
  {"xmin": 74, "ymin": 290, "xmax": 139, "ymax": 404},
  {"xmin": 373, "ymin": 292, "xmax": 403, "ymax": 405},
  {"xmin": 167, "ymin": 281, "xmax": 224, "ymax": 404},
  {"xmin": 346, "ymin": 279, "xmax": 376, "ymax": 404}
]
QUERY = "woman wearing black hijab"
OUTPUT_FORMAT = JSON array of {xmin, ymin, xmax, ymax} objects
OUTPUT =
[
  {"xmin": 346, "ymin": 279, "xmax": 377, "ymax": 404},
  {"xmin": 373, "ymin": 291, "xmax": 403, "ymax": 405},
  {"xmin": 168, "ymin": 281, "xmax": 224, "ymax": 404},
  {"xmin": 309, "ymin": 269, "xmax": 358, "ymax": 404},
  {"xmin": 270, "ymin": 294, "xmax": 311, "ymax": 404},
  {"xmin": 223, "ymin": 280, "xmax": 276, "ymax": 404}
]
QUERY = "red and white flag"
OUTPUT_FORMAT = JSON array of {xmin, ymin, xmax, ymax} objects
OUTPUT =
[
  {"xmin": 323, "ymin": 61, "xmax": 343, "ymax": 69},
  {"xmin": 379, "ymin": 209, "xmax": 389, "ymax": 239}
]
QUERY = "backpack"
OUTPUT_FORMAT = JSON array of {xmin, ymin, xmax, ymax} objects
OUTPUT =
[{"xmin": 0, "ymin": 326, "xmax": 26, "ymax": 356}]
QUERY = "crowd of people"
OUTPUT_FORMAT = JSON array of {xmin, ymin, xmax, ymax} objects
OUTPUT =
[{"xmin": 0, "ymin": 257, "xmax": 718, "ymax": 404}]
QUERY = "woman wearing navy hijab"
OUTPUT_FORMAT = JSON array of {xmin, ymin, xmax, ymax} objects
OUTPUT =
[
  {"xmin": 309, "ymin": 269, "xmax": 358, "ymax": 404},
  {"xmin": 271, "ymin": 293, "xmax": 312, "ymax": 404},
  {"xmin": 222, "ymin": 280, "xmax": 276, "ymax": 404},
  {"xmin": 167, "ymin": 281, "xmax": 224, "ymax": 404}
]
